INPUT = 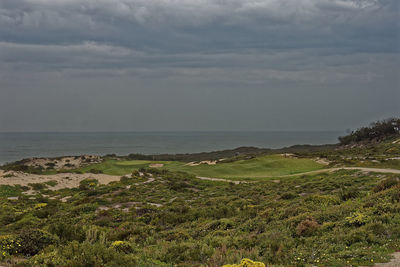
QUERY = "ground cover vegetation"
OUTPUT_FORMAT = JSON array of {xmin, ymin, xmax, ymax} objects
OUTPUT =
[
  {"xmin": 0, "ymin": 166, "xmax": 399, "ymax": 266},
  {"xmin": 0, "ymin": 119, "xmax": 399, "ymax": 266}
]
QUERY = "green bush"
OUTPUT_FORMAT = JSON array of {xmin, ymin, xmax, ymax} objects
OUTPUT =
[
  {"xmin": 47, "ymin": 222, "xmax": 86, "ymax": 243},
  {"xmin": 110, "ymin": 240, "xmax": 134, "ymax": 253},
  {"xmin": 89, "ymin": 169, "xmax": 103, "ymax": 174},
  {"xmin": 304, "ymin": 195, "xmax": 340, "ymax": 206},
  {"xmin": 18, "ymin": 241, "xmax": 138, "ymax": 267},
  {"xmin": 17, "ymin": 229, "xmax": 59, "ymax": 256},
  {"xmin": 0, "ymin": 185, "xmax": 23, "ymax": 197},
  {"xmin": 0, "ymin": 235, "xmax": 21, "ymax": 256},
  {"xmin": 28, "ymin": 183, "xmax": 48, "ymax": 191},
  {"xmin": 373, "ymin": 177, "xmax": 399, "ymax": 192},
  {"xmin": 44, "ymin": 180, "xmax": 58, "ymax": 187},
  {"xmin": 345, "ymin": 212, "xmax": 370, "ymax": 226},
  {"xmin": 339, "ymin": 187, "xmax": 360, "ymax": 201},
  {"xmin": 79, "ymin": 179, "xmax": 99, "ymax": 190},
  {"xmin": 280, "ymin": 192, "xmax": 297, "ymax": 200}
]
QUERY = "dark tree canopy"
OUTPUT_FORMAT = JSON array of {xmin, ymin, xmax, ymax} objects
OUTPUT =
[{"xmin": 339, "ymin": 118, "xmax": 400, "ymax": 145}]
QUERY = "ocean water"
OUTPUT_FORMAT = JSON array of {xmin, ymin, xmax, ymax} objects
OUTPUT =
[{"xmin": 0, "ymin": 131, "xmax": 343, "ymax": 165}]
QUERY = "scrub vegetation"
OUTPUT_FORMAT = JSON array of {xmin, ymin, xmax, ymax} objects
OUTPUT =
[
  {"xmin": 0, "ymin": 120, "xmax": 399, "ymax": 266},
  {"xmin": 0, "ymin": 167, "xmax": 399, "ymax": 266}
]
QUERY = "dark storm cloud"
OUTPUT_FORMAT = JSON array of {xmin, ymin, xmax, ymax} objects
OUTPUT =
[{"xmin": 0, "ymin": 0, "xmax": 399, "ymax": 131}]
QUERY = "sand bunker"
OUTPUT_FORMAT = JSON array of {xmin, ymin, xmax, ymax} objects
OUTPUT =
[
  {"xmin": 186, "ymin": 160, "xmax": 218, "ymax": 166},
  {"xmin": 315, "ymin": 158, "xmax": 330, "ymax": 165},
  {"xmin": 280, "ymin": 153, "xmax": 295, "ymax": 158},
  {"xmin": 149, "ymin": 163, "xmax": 164, "ymax": 168}
]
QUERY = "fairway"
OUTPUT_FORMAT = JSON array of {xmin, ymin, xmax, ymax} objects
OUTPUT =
[
  {"xmin": 163, "ymin": 155, "xmax": 324, "ymax": 180},
  {"xmin": 75, "ymin": 155, "xmax": 324, "ymax": 180}
]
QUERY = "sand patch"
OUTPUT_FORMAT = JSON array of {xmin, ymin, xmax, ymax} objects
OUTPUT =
[
  {"xmin": 186, "ymin": 160, "xmax": 218, "ymax": 166},
  {"xmin": 315, "ymin": 158, "xmax": 330, "ymax": 165},
  {"xmin": 280, "ymin": 153, "xmax": 295, "ymax": 158},
  {"xmin": 0, "ymin": 170, "xmax": 121, "ymax": 192},
  {"xmin": 374, "ymin": 252, "xmax": 400, "ymax": 267},
  {"xmin": 14, "ymin": 155, "xmax": 102, "ymax": 170},
  {"xmin": 149, "ymin": 163, "xmax": 164, "ymax": 168},
  {"xmin": 392, "ymin": 139, "xmax": 400, "ymax": 144},
  {"xmin": 196, "ymin": 176, "xmax": 248, "ymax": 184}
]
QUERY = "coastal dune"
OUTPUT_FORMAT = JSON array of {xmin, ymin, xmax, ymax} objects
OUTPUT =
[{"xmin": 0, "ymin": 170, "xmax": 121, "ymax": 193}]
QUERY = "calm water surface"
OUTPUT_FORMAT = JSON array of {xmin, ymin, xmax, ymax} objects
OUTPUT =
[{"xmin": 0, "ymin": 131, "xmax": 343, "ymax": 164}]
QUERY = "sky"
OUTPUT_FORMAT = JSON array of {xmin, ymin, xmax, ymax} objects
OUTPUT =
[{"xmin": 0, "ymin": 0, "xmax": 399, "ymax": 132}]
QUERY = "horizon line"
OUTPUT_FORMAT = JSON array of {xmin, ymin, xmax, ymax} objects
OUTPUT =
[{"xmin": 0, "ymin": 130, "xmax": 345, "ymax": 134}]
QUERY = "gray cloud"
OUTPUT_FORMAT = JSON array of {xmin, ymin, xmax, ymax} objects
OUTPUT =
[
  {"xmin": 1, "ymin": 0, "xmax": 397, "ymax": 52},
  {"xmin": 0, "ymin": 0, "xmax": 398, "ymax": 131}
]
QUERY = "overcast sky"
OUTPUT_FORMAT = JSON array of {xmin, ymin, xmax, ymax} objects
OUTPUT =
[{"xmin": 0, "ymin": 0, "xmax": 399, "ymax": 132}]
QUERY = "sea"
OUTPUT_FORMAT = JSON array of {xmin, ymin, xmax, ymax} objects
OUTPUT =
[{"xmin": 0, "ymin": 131, "xmax": 343, "ymax": 165}]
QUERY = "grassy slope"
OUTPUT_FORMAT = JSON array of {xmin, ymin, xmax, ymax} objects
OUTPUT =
[
  {"xmin": 74, "ymin": 155, "xmax": 324, "ymax": 180},
  {"xmin": 76, "ymin": 160, "xmax": 155, "ymax": 176},
  {"xmin": 304, "ymin": 137, "xmax": 400, "ymax": 170},
  {"xmin": 162, "ymin": 155, "xmax": 323, "ymax": 179}
]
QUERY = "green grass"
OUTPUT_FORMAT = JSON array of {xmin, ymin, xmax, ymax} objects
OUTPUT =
[
  {"xmin": 72, "ymin": 155, "xmax": 324, "ymax": 180},
  {"xmin": 0, "ymin": 185, "xmax": 23, "ymax": 197},
  {"xmin": 74, "ymin": 160, "xmax": 155, "ymax": 176},
  {"xmin": 352, "ymin": 159, "xmax": 400, "ymax": 170},
  {"xmin": 162, "ymin": 155, "xmax": 324, "ymax": 180}
]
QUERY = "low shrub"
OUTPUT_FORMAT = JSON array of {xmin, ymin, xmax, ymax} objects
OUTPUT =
[
  {"xmin": 339, "ymin": 187, "xmax": 360, "ymax": 201},
  {"xmin": 17, "ymin": 229, "xmax": 59, "ymax": 256},
  {"xmin": 48, "ymin": 222, "xmax": 86, "ymax": 243},
  {"xmin": 18, "ymin": 241, "xmax": 138, "ymax": 266},
  {"xmin": 280, "ymin": 192, "xmax": 297, "ymax": 200},
  {"xmin": 89, "ymin": 169, "xmax": 103, "ymax": 174},
  {"xmin": 296, "ymin": 218, "xmax": 320, "ymax": 237},
  {"xmin": 79, "ymin": 179, "xmax": 99, "ymax": 190},
  {"xmin": 0, "ymin": 185, "xmax": 23, "ymax": 197},
  {"xmin": 304, "ymin": 195, "xmax": 340, "ymax": 206},
  {"xmin": 345, "ymin": 212, "xmax": 370, "ymax": 226},
  {"xmin": 111, "ymin": 240, "xmax": 134, "ymax": 253},
  {"xmin": 44, "ymin": 180, "xmax": 58, "ymax": 187},
  {"xmin": 373, "ymin": 177, "xmax": 399, "ymax": 192},
  {"xmin": 0, "ymin": 235, "xmax": 21, "ymax": 256},
  {"xmin": 223, "ymin": 258, "xmax": 266, "ymax": 267},
  {"xmin": 28, "ymin": 183, "xmax": 47, "ymax": 191}
]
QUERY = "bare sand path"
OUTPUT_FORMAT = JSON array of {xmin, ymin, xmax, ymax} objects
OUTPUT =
[
  {"xmin": 374, "ymin": 252, "xmax": 400, "ymax": 267},
  {"xmin": 195, "ymin": 167, "xmax": 400, "ymax": 183},
  {"xmin": 196, "ymin": 177, "xmax": 248, "ymax": 184},
  {"xmin": 360, "ymin": 252, "xmax": 400, "ymax": 267}
]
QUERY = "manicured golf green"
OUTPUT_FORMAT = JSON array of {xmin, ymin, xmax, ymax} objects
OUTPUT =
[
  {"xmin": 75, "ymin": 155, "xmax": 324, "ymax": 180},
  {"xmin": 163, "ymin": 155, "xmax": 323, "ymax": 179}
]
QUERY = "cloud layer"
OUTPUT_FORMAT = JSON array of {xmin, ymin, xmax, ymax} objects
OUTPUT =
[{"xmin": 0, "ymin": 0, "xmax": 399, "ymax": 131}]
